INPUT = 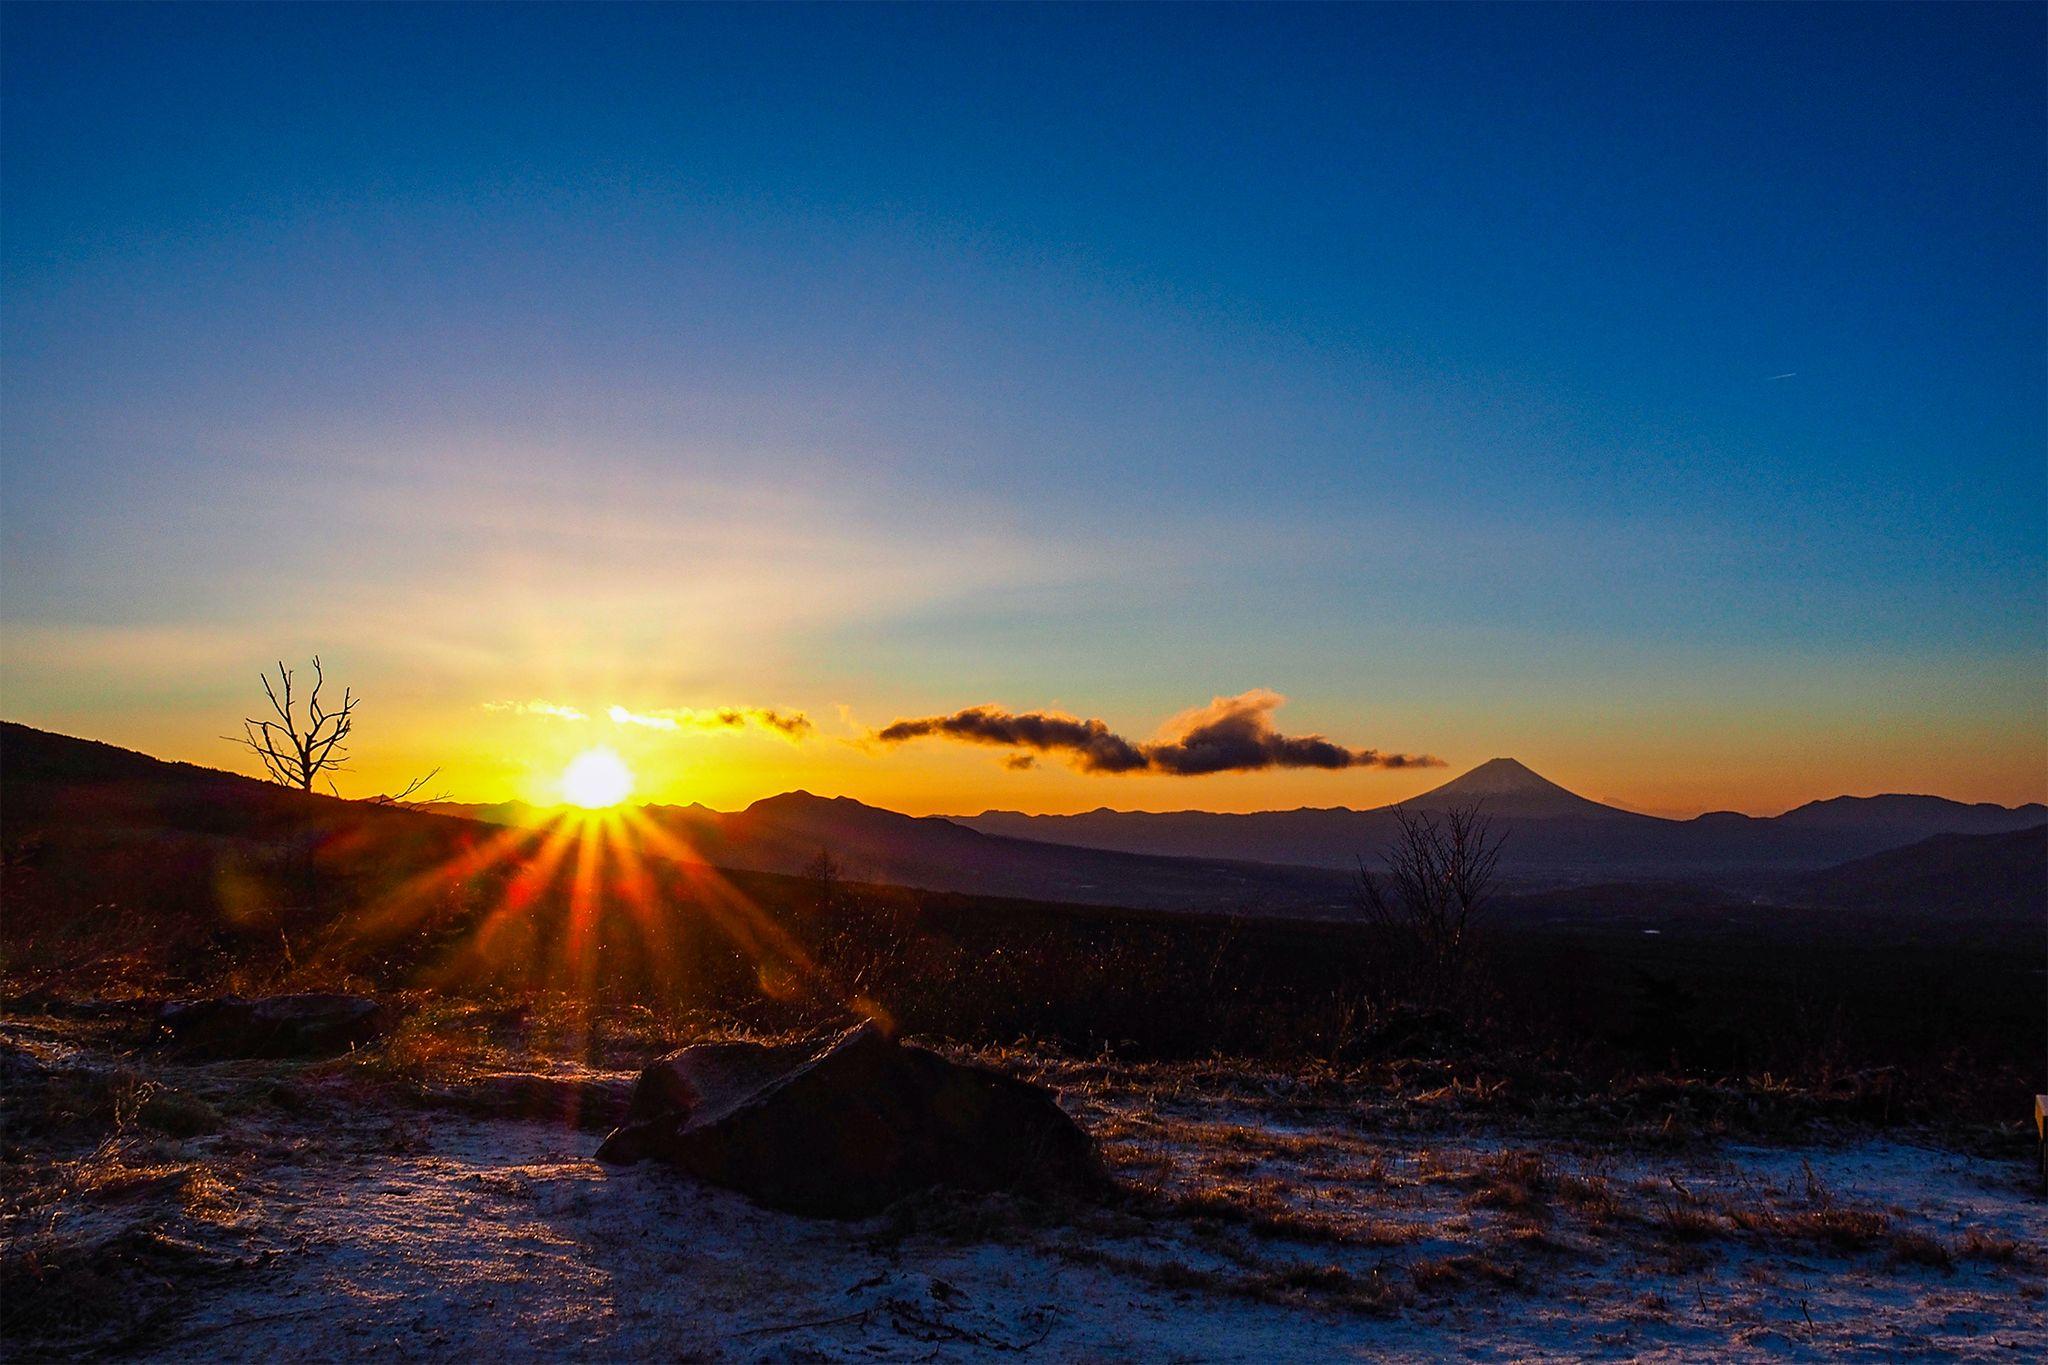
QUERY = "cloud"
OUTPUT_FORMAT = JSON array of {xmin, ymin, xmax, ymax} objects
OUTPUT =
[
  {"xmin": 876, "ymin": 690, "xmax": 1440, "ymax": 776},
  {"xmin": 484, "ymin": 699, "xmax": 810, "ymax": 740},
  {"xmin": 877, "ymin": 706, "xmax": 1148, "ymax": 773},
  {"xmin": 1145, "ymin": 690, "xmax": 1440, "ymax": 773},
  {"xmin": 1003, "ymin": 754, "xmax": 1038, "ymax": 771},
  {"xmin": 483, "ymin": 700, "xmax": 588, "ymax": 721},
  {"xmin": 608, "ymin": 704, "xmax": 812, "ymax": 740}
]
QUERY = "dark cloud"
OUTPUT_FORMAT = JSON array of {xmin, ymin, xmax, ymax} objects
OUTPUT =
[
  {"xmin": 876, "ymin": 706, "xmax": 1147, "ymax": 772},
  {"xmin": 1003, "ymin": 753, "xmax": 1038, "ymax": 771},
  {"xmin": 876, "ymin": 690, "xmax": 1441, "ymax": 776}
]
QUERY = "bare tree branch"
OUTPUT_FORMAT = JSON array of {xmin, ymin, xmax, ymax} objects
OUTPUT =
[
  {"xmin": 369, "ymin": 768, "xmax": 449, "ymax": 809},
  {"xmin": 230, "ymin": 657, "xmax": 358, "ymax": 792}
]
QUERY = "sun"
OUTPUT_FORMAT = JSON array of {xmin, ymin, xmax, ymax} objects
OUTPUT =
[{"xmin": 560, "ymin": 747, "xmax": 635, "ymax": 809}]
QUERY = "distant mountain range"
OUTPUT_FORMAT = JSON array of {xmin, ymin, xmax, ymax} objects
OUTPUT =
[
  {"xmin": 6, "ymin": 722, "xmax": 2040, "ymax": 919},
  {"xmin": 430, "ymin": 753, "xmax": 2043, "ymax": 900},
  {"xmin": 424, "ymin": 789, "xmax": 1357, "ymax": 914},
  {"xmin": 953, "ymin": 757, "xmax": 2047, "ymax": 883}
]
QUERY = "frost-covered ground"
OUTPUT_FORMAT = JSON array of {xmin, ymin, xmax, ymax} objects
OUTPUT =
[
  {"xmin": 6, "ymin": 1019, "xmax": 2043, "ymax": 1362},
  {"xmin": 159, "ymin": 1118, "xmax": 2044, "ymax": 1362}
]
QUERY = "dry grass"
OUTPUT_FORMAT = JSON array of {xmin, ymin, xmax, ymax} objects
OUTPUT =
[
  {"xmin": 1082, "ymin": 1077, "xmax": 1948, "ymax": 1306},
  {"xmin": 1887, "ymin": 1231, "xmax": 1954, "ymax": 1270},
  {"xmin": 1155, "ymin": 1183, "xmax": 1427, "ymax": 1248},
  {"xmin": 0, "ymin": 1051, "xmax": 221, "ymax": 1144},
  {"xmin": 1465, "ymin": 1150, "xmax": 1551, "ymax": 1214},
  {"xmin": 0, "ymin": 1223, "xmax": 241, "ymax": 1354},
  {"xmin": 1656, "ymin": 1201, "xmax": 1723, "ymax": 1243},
  {"xmin": 1411, "ymin": 1252, "xmax": 1521, "ymax": 1293},
  {"xmin": 0, "ymin": 1030, "xmax": 262, "ymax": 1357},
  {"xmin": 0, "ymin": 1132, "xmax": 249, "ymax": 1355},
  {"xmin": 1957, "ymin": 1229, "xmax": 2025, "ymax": 1264},
  {"xmin": 1553, "ymin": 1169, "xmax": 1624, "ymax": 1224},
  {"xmin": 346, "ymin": 1001, "xmax": 504, "ymax": 1086},
  {"xmin": 1723, "ymin": 1202, "xmax": 1889, "ymax": 1251}
]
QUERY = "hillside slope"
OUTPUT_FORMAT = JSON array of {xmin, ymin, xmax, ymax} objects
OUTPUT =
[
  {"xmin": 0, "ymin": 720, "xmax": 474, "ymax": 844},
  {"xmin": 1790, "ymin": 823, "xmax": 2048, "ymax": 920}
]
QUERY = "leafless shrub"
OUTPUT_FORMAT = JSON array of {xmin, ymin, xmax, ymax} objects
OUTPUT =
[{"xmin": 1356, "ymin": 802, "xmax": 1503, "ymax": 1005}]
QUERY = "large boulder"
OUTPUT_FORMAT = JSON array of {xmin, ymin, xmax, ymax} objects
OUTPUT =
[
  {"xmin": 157, "ymin": 993, "xmax": 391, "ymax": 1058},
  {"xmin": 595, "ymin": 1023, "xmax": 1102, "ymax": 1217}
]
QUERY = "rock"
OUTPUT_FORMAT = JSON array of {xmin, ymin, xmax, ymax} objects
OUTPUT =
[
  {"xmin": 595, "ymin": 1023, "xmax": 1102, "ymax": 1217},
  {"xmin": 157, "ymin": 993, "xmax": 391, "ymax": 1058}
]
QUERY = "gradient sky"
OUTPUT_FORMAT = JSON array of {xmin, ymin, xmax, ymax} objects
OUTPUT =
[{"xmin": 3, "ymin": 2, "xmax": 2043, "ymax": 817}]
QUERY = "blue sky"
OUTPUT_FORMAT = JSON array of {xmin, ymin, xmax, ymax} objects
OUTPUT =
[{"xmin": 2, "ymin": 3, "xmax": 2042, "ymax": 814}]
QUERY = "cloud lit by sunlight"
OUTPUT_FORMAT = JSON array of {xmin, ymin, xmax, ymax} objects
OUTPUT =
[
  {"xmin": 485, "ymin": 700, "xmax": 590, "ymax": 721},
  {"xmin": 606, "ymin": 704, "xmax": 812, "ymax": 739}
]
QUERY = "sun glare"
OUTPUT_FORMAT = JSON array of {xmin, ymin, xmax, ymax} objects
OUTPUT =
[{"xmin": 561, "ymin": 747, "xmax": 634, "ymax": 809}]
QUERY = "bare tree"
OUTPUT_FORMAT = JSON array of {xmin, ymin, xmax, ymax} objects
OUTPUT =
[
  {"xmin": 232, "ymin": 657, "xmax": 357, "ymax": 793},
  {"xmin": 1356, "ymin": 801, "xmax": 1504, "ymax": 1004}
]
